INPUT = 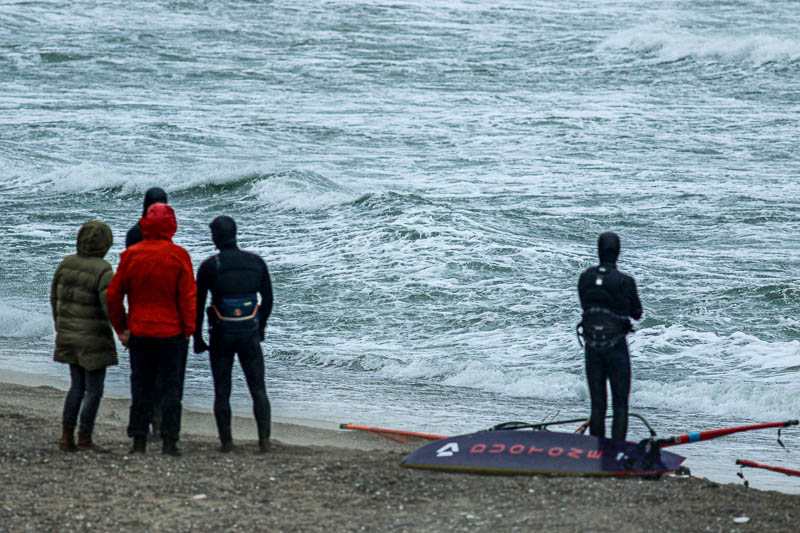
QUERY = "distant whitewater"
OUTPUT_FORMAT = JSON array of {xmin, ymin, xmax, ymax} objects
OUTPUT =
[{"xmin": 600, "ymin": 25, "xmax": 800, "ymax": 65}]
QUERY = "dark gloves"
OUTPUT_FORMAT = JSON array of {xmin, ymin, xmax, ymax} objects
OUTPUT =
[{"xmin": 193, "ymin": 336, "xmax": 209, "ymax": 354}]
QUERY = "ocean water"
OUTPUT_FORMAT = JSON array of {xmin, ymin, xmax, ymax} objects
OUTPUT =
[{"xmin": 1, "ymin": 0, "xmax": 799, "ymax": 492}]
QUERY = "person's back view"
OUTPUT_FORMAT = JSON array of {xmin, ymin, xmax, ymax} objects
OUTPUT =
[
  {"xmin": 126, "ymin": 187, "xmax": 167, "ymax": 249},
  {"xmin": 51, "ymin": 221, "xmax": 118, "ymax": 453},
  {"xmin": 125, "ymin": 186, "xmax": 168, "ymax": 438},
  {"xmin": 107, "ymin": 203, "xmax": 196, "ymax": 456},
  {"xmin": 194, "ymin": 215, "xmax": 274, "ymax": 453},
  {"xmin": 577, "ymin": 232, "xmax": 642, "ymax": 441}
]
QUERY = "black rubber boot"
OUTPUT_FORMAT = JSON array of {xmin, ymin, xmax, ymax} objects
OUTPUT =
[
  {"xmin": 258, "ymin": 430, "xmax": 270, "ymax": 453},
  {"xmin": 148, "ymin": 406, "xmax": 162, "ymax": 441},
  {"xmin": 162, "ymin": 436, "xmax": 181, "ymax": 457},
  {"xmin": 129, "ymin": 436, "xmax": 146, "ymax": 454},
  {"xmin": 220, "ymin": 439, "xmax": 234, "ymax": 453}
]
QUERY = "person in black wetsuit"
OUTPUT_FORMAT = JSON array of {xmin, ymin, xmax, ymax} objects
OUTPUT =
[
  {"xmin": 126, "ymin": 187, "xmax": 168, "ymax": 248},
  {"xmin": 194, "ymin": 216, "xmax": 274, "ymax": 453},
  {"xmin": 125, "ymin": 187, "xmax": 168, "ymax": 439},
  {"xmin": 577, "ymin": 232, "xmax": 642, "ymax": 442}
]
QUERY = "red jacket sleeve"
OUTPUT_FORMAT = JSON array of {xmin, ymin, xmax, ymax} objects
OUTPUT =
[
  {"xmin": 106, "ymin": 252, "xmax": 129, "ymax": 334},
  {"xmin": 176, "ymin": 248, "xmax": 197, "ymax": 338}
]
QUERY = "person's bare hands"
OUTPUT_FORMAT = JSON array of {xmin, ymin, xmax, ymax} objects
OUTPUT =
[{"xmin": 117, "ymin": 329, "xmax": 131, "ymax": 347}]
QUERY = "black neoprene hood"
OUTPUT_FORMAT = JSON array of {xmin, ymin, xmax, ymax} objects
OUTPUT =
[
  {"xmin": 142, "ymin": 187, "xmax": 168, "ymax": 216},
  {"xmin": 210, "ymin": 215, "xmax": 237, "ymax": 248},
  {"xmin": 598, "ymin": 231, "xmax": 620, "ymax": 264}
]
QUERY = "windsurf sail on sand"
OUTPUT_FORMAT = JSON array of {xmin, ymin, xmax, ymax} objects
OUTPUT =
[
  {"xmin": 397, "ymin": 418, "xmax": 797, "ymax": 477},
  {"xmin": 736, "ymin": 459, "xmax": 800, "ymax": 478},
  {"xmin": 342, "ymin": 417, "xmax": 797, "ymax": 476},
  {"xmin": 489, "ymin": 412, "xmax": 657, "ymax": 437},
  {"xmin": 339, "ymin": 423, "xmax": 446, "ymax": 443},
  {"xmin": 400, "ymin": 429, "xmax": 686, "ymax": 476}
]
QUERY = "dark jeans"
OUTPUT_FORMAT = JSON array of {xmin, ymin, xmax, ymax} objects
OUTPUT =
[
  {"xmin": 62, "ymin": 365, "xmax": 106, "ymax": 436},
  {"xmin": 585, "ymin": 340, "xmax": 631, "ymax": 441},
  {"xmin": 149, "ymin": 373, "xmax": 163, "ymax": 435},
  {"xmin": 127, "ymin": 334, "xmax": 188, "ymax": 440},
  {"xmin": 209, "ymin": 330, "xmax": 271, "ymax": 441}
]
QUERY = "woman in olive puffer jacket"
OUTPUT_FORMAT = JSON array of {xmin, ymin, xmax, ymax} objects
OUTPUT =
[{"xmin": 51, "ymin": 221, "xmax": 119, "ymax": 452}]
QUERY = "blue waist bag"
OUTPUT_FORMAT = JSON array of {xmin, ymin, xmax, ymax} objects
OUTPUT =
[{"xmin": 208, "ymin": 294, "xmax": 259, "ymax": 335}]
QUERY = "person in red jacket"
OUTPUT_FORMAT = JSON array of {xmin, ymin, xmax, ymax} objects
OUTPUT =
[{"xmin": 107, "ymin": 203, "xmax": 196, "ymax": 456}]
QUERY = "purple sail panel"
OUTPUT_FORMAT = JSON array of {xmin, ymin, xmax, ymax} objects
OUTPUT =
[{"xmin": 401, "ymin": 430, "xmax": 685, "ymax": 476}]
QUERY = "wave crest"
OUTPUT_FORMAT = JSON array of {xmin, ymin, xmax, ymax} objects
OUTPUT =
[
  {"xmin": 6, "ymin": 164, "xmax": 359, "ymax": 212},
  {"xmin": 599, "ymin": 25, "xmax": 800, "ymax": 65},
  {"xmin": 0, "ymin": 300, "xmax": 52, "ymax": 339},
  {"xmin": 250, "ymin": 170, "xmax": 357, "ymax": 212}
]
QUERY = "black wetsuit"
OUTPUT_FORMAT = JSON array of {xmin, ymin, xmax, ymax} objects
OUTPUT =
[
  {"xmin": 578, "ymin": 233, "xmax": 642, "ymax": 441},
  {"xmin": 125, "ymin": 187, "xmax": 168, "ymax": 248},
  {"xmin": 195, "ymin": 218, "xmax": 274, "ymax": 445}
]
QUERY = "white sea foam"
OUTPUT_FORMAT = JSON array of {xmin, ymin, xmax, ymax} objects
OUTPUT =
[
  {"xmin": 634, "ymin": 378, "xmax": 799, "ymax": 421},
  {"xmin": 0, "ymin": 300, "xmax": 53, "ymax": 340},
  {"xmin": 7, "ymin": 163, "xmax": 361, "ymax": 214},
  {"xmin": 251, "ymin": 171, "xmax": 358, "ymax": 212},
  {"xmin": 278, "ymin": 318, "xmax": 799, "ymax": 423},
  {"xmin": 599, "ymin": 25, "xmax": 800, "ymax": 65},
  {"xmin": 7, "ymin": 164, "xmax": 135, "ymax": 194},
  {"xmin": 7, "ymin": 163, "xmax": 268, "ymax": 195},
  {"xmin": 634, "ymin": 325, "xmax": 800, "ymax": 375}
]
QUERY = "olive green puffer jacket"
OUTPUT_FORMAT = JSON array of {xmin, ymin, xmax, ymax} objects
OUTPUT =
[{"xmin": 51, "ymin": 221, "xmax": 118, "ymax": 371}]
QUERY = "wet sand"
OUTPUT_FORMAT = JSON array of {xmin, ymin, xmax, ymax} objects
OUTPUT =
[{"xmin": 0, "ymin": 377, "xmax": 798, "ymax": 532}]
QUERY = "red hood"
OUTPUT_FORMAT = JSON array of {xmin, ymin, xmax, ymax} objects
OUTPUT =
[{"xmin": 140, "ymin": 203, "xmax": 177, "ymax": 240}]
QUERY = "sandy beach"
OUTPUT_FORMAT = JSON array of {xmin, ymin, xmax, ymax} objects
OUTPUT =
[{"xmin": 0, "ymin": 375, "xmax": 798, "ymax": 533}]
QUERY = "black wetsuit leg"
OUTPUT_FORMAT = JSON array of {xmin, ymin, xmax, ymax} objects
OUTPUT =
[
  {"xmin": 585, "ymin": 341, "xmax": 631, "ymax": 441},
  {"xmin": 585, "ymin": 347, "xmax": 608, "ymax": 438},
  {"xmin": 606, "ymin": 342, "xmax": 631, "ymax": 441},
  {"xmin": 237, "ymin": 334, "xmax": 271, "ymax": 440},
  {"xmin": 209, "ymin": 332, "xmax": 271, "ymax": 442},
  {"xmin": 209, "ymin": 332, "xmax": 236, "ymax": 442}
]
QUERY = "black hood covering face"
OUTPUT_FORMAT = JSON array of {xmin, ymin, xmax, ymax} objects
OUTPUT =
[
  {"xmin": 210, "ymin": 215, "xmax": 237, "ymax": 249},
  {"xmin": 142, "ymin": 187, "xmax": 168, "ymax": 216},
  {"xmin": 598, "ymin": 231, "xmax": 620, "ymax": 264}
]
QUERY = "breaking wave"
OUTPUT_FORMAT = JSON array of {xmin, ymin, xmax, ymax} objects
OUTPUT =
[
  {"xmin": 4, "ymin": 164, "xmax": 361, "ymax": 212},
  {"xmin": 599, "ymin": 25, "xmax": 800, "ymax": 65},
  {"xmin": 0, "ymin": 300, "xmax": 53, "ymax": 340}
]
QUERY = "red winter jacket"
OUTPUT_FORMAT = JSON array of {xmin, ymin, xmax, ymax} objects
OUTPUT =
[{"xmin": 107, "ymin": 203, "xmax": 197, "ymax": 338}]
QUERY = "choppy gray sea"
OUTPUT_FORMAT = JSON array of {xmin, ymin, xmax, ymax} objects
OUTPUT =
[{"xmin": 1, "ymin": 0, "xmax": 799, "ymax": 492}]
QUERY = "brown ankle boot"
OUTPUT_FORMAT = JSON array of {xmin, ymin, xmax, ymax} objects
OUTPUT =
[
  {"xmin": 59, "ymin": 428, "xmax": 77, "ymax": 452},
  {"xmin": 77, "ymin": 433, "xmax": 110, "ymax": 453}
]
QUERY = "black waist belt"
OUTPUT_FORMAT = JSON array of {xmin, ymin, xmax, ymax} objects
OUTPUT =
[{"xmin": 576, "ymin": 307, "xmax": 633, "ymax": 349}]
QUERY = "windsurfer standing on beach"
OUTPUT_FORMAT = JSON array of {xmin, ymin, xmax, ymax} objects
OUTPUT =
[
  {"xmin": 193, "ymin": 215, "xmax": 274, "ymax": 453},
  {"xmin": 577, "ymin": 232, "xmax": 642, "ymax": 441}
]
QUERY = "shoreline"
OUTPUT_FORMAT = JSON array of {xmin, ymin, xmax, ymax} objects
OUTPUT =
[
  {"xmin": 0, "ymin": 368, "xmax": 408, "ymax": 453},
  {"xmin": 3, "ymin": 366, "xmax": 800, "ymax": 490},
  {"xmin": 1, "ymin": 374, "xmax": 799, "ymax": 532}
]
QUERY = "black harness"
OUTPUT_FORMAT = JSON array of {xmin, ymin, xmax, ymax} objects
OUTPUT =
[
  {"xmin": 207, "ymin": 255, "xmax": 259, "ymax": 336},
  {"xmin": 576, "ymin": 267, "xmax": 633, "ymax": 349}
]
